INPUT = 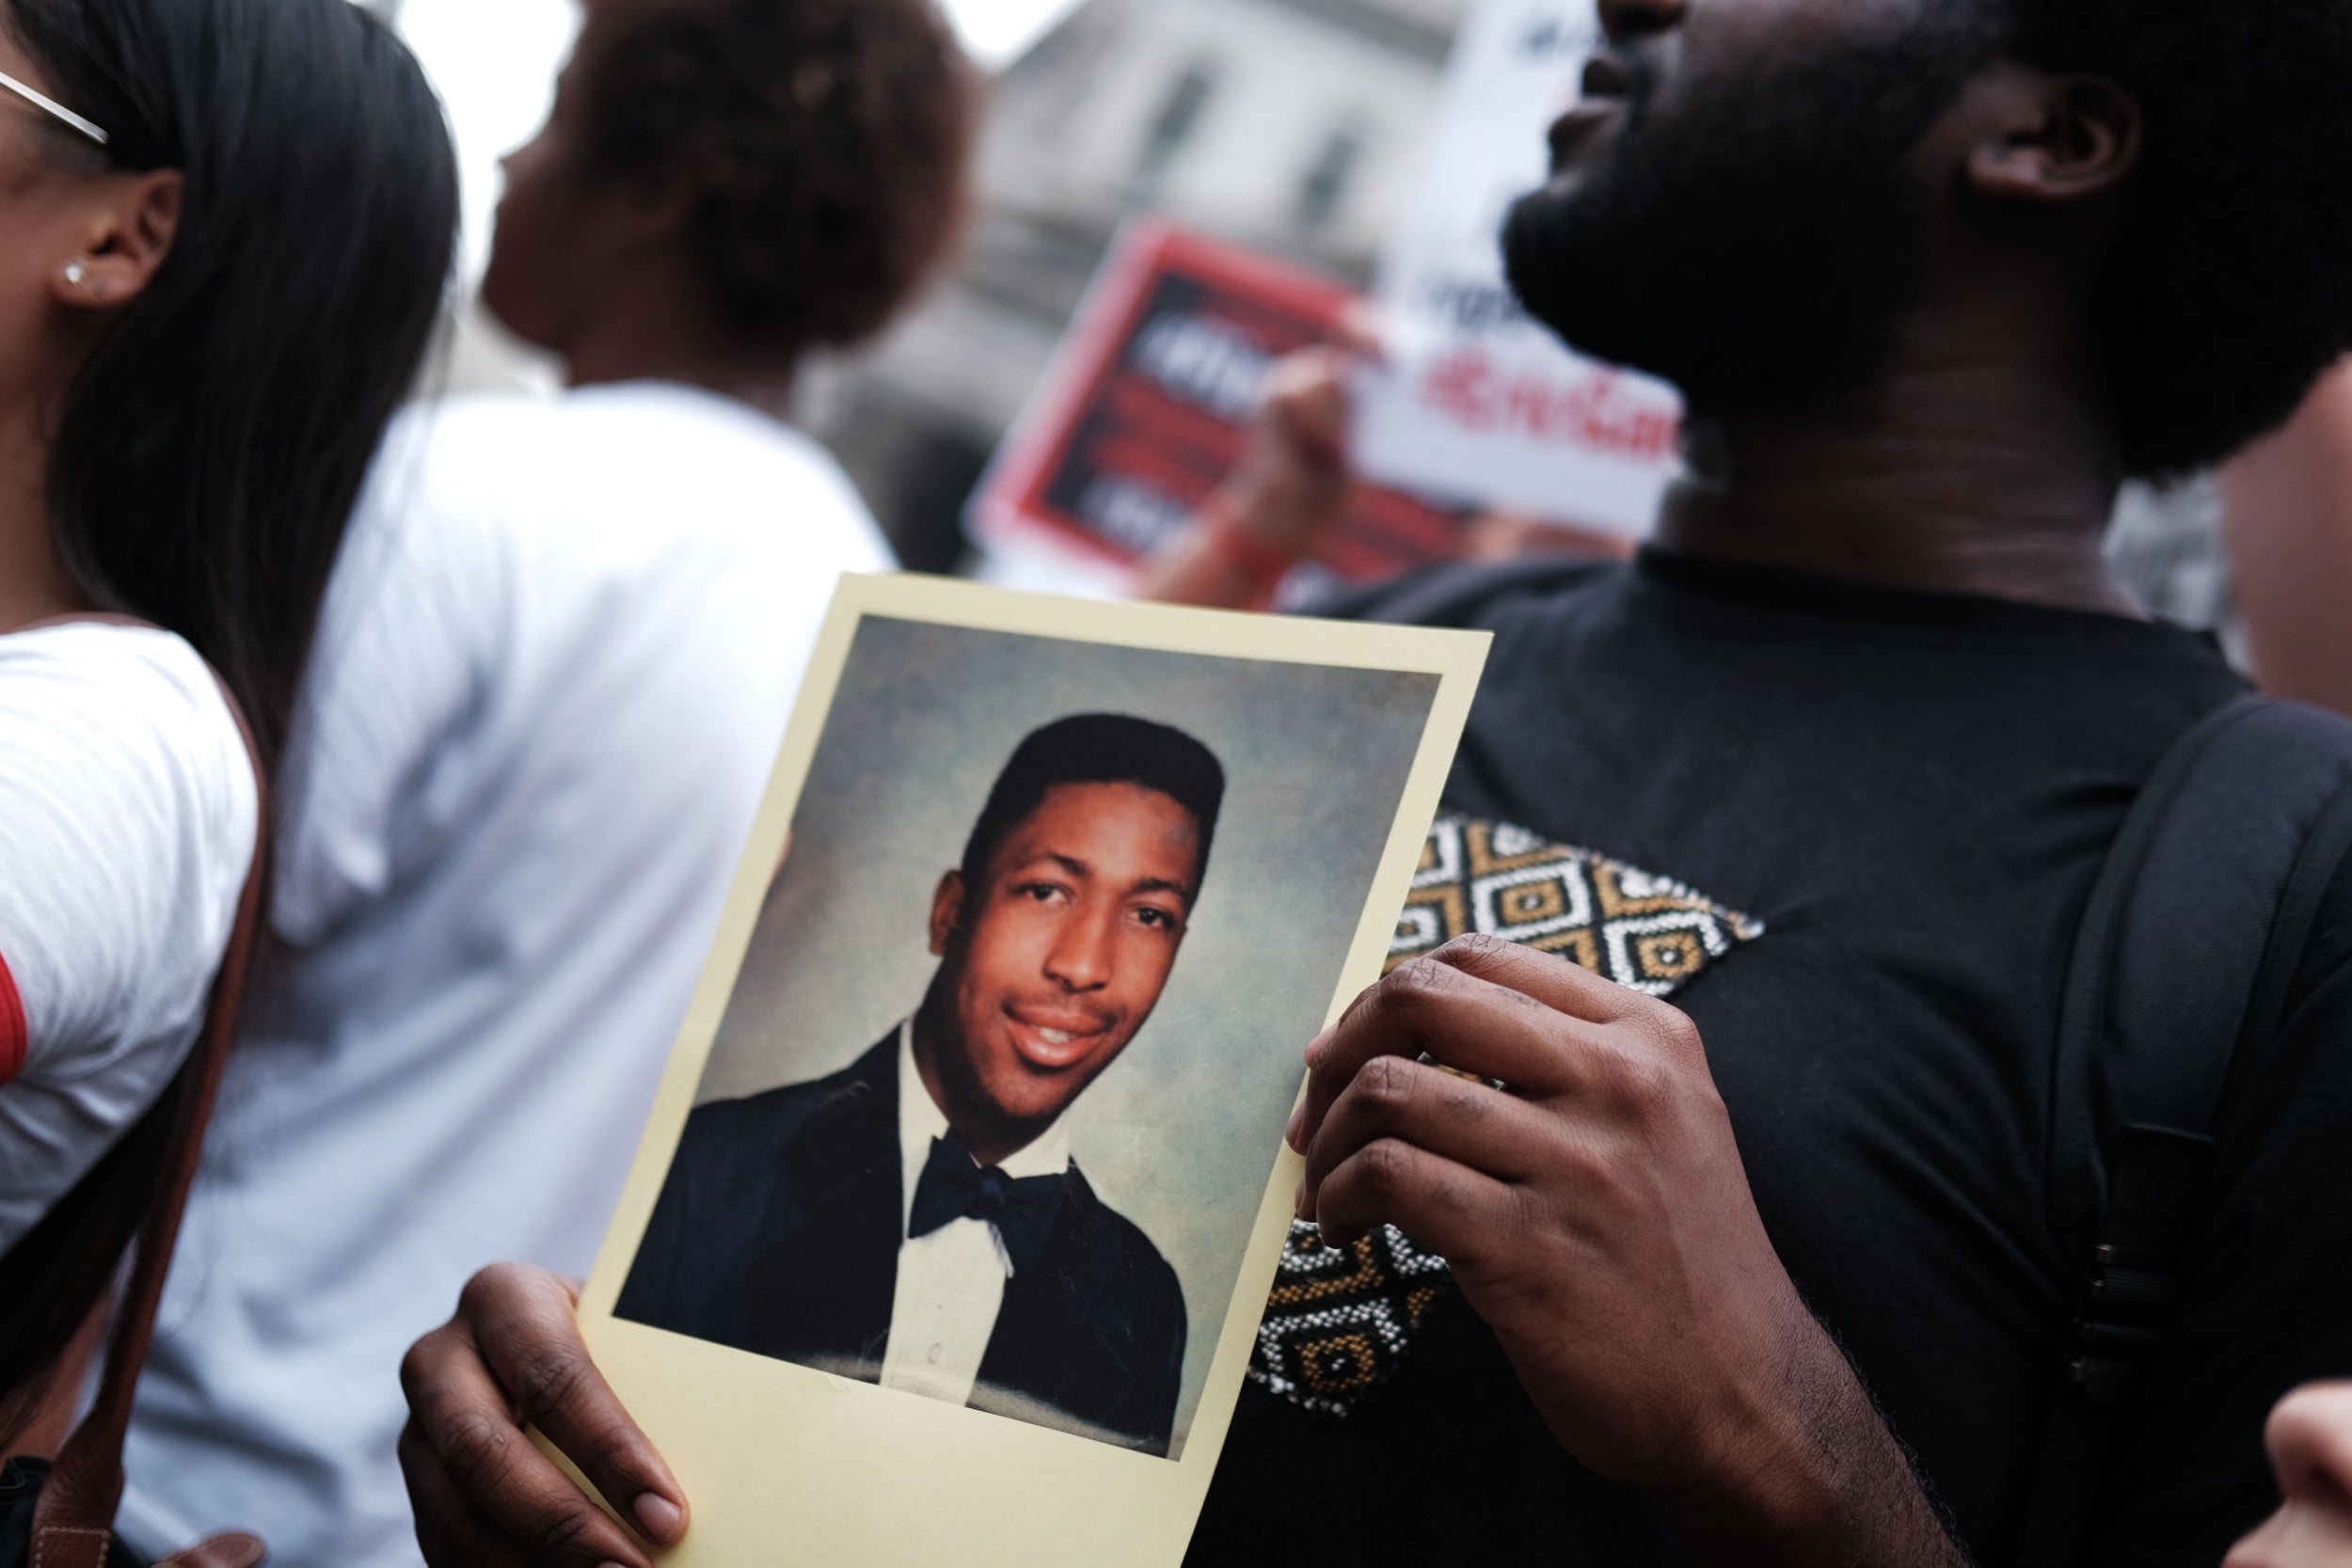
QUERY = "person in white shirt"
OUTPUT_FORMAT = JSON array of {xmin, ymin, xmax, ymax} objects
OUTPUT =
[
  {"xmin": 116, "ymin": 0, "xmax": 976, "ymax": 1561},
  {"xmin": 0, "ymin": 0, "xmax": 456, "ymax": 1449}
]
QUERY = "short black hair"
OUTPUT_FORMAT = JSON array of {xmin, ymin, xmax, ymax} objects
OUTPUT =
[
  {"xmin": 2002, "ymin": 0, "xmax": 2352, "ymax": 477},
  {"xmin": 959, "ymin": 716, "xmax": 1227, "ymax": 900},
  {"xmin": 583, "ymin": 0, "xmax": 976, "ymax": 354}
]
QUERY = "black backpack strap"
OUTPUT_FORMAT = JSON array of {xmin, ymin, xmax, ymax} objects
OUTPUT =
[{"xmin": 2017, "ymin": 697, "xmax": 2352, "ymax": 1567}]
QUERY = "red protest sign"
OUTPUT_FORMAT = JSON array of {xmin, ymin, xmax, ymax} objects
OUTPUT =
[{"xmin": 971, "ymin": 219, "xmax": 1462, "ymax": 587}]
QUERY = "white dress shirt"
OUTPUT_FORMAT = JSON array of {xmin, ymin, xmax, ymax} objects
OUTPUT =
[{"xmin": 881, "ymin": 1021, "xmax": 1071, "ymax": 1405}]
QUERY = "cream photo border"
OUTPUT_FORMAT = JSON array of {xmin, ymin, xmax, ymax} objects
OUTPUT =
[{"xmin": 576, "ymin": 574, "xmax": 1489, "ymax": 1568}]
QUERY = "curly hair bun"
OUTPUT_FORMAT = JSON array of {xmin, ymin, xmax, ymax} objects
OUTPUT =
[{"xmin": 588, "ymin": 0, "xmax": 977, "ymax": 354}]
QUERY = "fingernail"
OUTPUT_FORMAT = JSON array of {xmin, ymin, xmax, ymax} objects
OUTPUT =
[
  {"xmin": 1284, "ymin": 1100, "xmax": 1307, "ymax": 1151},
  {"xmin": 636, "ymin": 1493, "xmax": 684, "ymax": 1544},
  {"xmin": 1305, "ymin": 1031, "xmax": 1331, "ymax": 1068},
  {"xmin": 1294, "ymin": 1177, "xmax": 1310, "ymax": 1219}
]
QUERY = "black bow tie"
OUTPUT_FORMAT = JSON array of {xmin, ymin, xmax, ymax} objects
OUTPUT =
[{"xmin": 908, "ymin": 1131, "xmax": 1068, "ymax": 1275}]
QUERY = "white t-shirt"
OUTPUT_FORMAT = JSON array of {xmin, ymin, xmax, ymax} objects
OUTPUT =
[
  {"xmin": 119, "ymin": 383, "xmax": 894, "ymax": 1566},
  {"xmin": 0, "ymin": 623, "xmax": 256, "ymax": 1252}
]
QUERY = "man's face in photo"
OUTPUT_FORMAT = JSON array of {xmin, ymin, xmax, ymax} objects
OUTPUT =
[{"xmin": 923, "ymin": 782, "xmax": 1202, "ymax": 1152}]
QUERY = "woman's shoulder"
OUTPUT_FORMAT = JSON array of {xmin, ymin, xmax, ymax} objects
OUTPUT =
[
  {"xmin": 0, "ymin": 619, "xmax": 258, "ymax": 928},
  {"xmin": 0, "ymin": 620, "xmax": 257, "ymax": 1088},
  {"xmin": 3, "ymin": 614, "xmax": 215, "ymax": 682},
  {"xmin": 0, "ymin": 621, "xmax": 254, "ymax": 807}
]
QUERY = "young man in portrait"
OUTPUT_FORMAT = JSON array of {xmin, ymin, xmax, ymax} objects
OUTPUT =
[{"xmin": 616, "ymin": 715, "xmax": 1222, "ymax": 1456}]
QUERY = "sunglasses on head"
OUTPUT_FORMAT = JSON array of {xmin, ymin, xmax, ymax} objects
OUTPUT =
[{"xmin": 0, "ymin": 68, "xmax": 107, "ymax": 147}]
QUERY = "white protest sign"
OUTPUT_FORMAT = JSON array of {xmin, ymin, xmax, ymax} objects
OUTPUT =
[{"xmin": 1353, "ymin": 0, "xmax": 1682, "ymax": 536}]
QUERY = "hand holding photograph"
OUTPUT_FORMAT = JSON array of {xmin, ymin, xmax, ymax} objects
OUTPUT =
[{"xmin": 579, "ymin": 576, "xmax": 1485, "ymax": 1567}]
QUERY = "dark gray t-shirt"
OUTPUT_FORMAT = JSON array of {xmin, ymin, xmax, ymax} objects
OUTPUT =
[{"xmin": 1192, "ymin": 551, "xmax": 2352, "ymax": 1566}]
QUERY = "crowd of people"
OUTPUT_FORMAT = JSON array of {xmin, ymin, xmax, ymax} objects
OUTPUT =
[{"xmin": 6, "ymin": 0, "xmax": 2352, "ymax": 1564}]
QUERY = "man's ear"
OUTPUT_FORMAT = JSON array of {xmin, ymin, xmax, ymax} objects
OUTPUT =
[
  {"xmin": 929, "ymin": 871, "xmax": 967, "ymax": 959},
  {"xmin": 1963, "ymin": 67, "xmax": 2143, "ymax": 207},
  {"xmin": 53, "ymin": 168, "xmax": 183, "ymax": 310}
]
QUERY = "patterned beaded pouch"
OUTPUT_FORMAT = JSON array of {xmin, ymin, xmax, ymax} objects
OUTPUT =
[{"xmin": 1247, "ymin": 813, "xmax": 1764, "ymax": 1420}]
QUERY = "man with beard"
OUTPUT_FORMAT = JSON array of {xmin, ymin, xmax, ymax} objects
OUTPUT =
[{"xmin": 392, "ymin": 0, "xmax": 2352, "ymax": 1564}]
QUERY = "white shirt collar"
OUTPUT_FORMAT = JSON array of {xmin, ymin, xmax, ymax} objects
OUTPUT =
[{"xmin": 894, "ymin": 1019, "xmax": 1072, "ymax": 1240}]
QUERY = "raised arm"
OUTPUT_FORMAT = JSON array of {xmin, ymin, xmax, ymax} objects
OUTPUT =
[{"xmin": 1134, "ymin": 345, "xmax": 1359, "ymax": 610}]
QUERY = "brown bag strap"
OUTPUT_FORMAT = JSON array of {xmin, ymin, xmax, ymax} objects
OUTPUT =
[{"xmin": 12, "ymin": 614, "xmax": 271, "ymax": 1568}]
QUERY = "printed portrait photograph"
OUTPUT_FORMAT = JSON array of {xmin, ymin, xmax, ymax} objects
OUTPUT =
[{"xmin": 613, "ymin": 612, "xmax": 1443, "ymax": 1459}]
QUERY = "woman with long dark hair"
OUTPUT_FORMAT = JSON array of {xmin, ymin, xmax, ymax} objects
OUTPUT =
[{"xmin": 0, "ymin": 0, "xmax": 457, "ymax": 1442}]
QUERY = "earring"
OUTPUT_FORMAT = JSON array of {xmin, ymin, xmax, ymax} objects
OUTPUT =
[{"xmin": 64, "ymin": 261, "xmax": 87, "ymax": 288}]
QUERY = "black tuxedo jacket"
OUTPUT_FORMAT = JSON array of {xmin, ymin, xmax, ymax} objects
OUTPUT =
[{"xmin": 615, "ymin": 1035, "xmax": 1187, "ymax": 1454}]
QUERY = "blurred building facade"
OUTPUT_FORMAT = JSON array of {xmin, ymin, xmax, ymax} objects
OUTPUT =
[{"xmin": 805, "ymin": 0, "xmax": 1474, "ymax": 571}]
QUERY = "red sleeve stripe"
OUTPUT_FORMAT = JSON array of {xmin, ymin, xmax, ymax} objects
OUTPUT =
[{"xmin": 0, "ymin": 950, "xmax": 26, "ymax": 1087}]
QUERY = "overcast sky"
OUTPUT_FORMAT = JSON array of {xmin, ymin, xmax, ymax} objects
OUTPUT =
[{"xmin": 397, "ymin": 0, "xmax": 1084, "ymax": 276}]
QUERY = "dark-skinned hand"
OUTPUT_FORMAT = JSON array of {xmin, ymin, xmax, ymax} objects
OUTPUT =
[
  {"xmin": 1216, "ymin": 343, "xmax": 1358, "ymax": 559},
  {"xmin": 398, "ymin": 1264, "xmax": 688, "ymax": 1568},
  {"xmin": 1286, "ymin": 935, "xmax": 1963, "ymax": 1567}
]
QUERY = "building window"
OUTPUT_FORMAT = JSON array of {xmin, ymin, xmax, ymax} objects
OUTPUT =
[
  {"xmin": 1129, "ymin": 64, "xmax": 1218, "ymax": 203},
  {"xmin": 1294, "ymin": 126, "xmax": 1366, "ymax": 233}
]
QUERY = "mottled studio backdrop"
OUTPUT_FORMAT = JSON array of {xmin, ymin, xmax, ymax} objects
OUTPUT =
[{"xmin": 693, "ymin": 615, "xmax": 1439, "ymax": 1453}]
